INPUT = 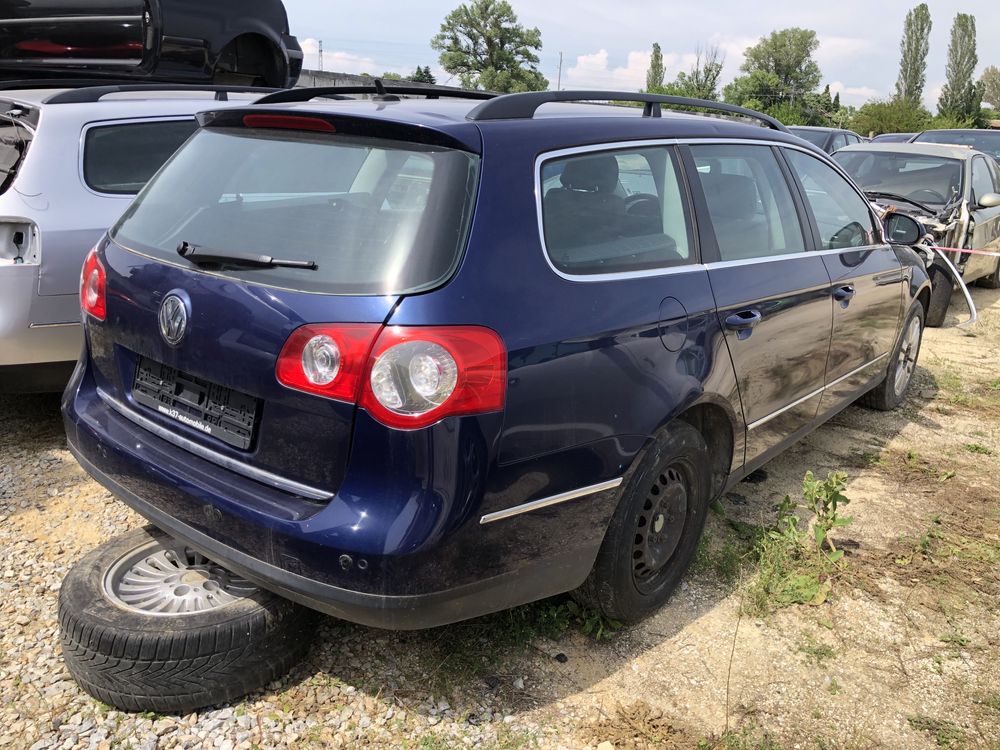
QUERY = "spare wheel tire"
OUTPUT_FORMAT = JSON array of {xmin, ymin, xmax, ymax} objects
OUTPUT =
[{"xmin": 59, "ymin": 526, "xmax": 318, "ymax": 713}]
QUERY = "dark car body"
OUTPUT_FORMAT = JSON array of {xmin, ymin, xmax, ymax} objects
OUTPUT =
[
  {"xmin": 0, "ymin": 0, "xmax": 302, "ymax": 87},
  {"xmin": 63, "ymin": 90, "xmax": 931, "ymax": 629},
  {"xmin": 911, "ymin": 129, "xmax": 1000, "ymax": 164},
  {"xmin": 871, "ymin": 132, "xmax": 916, "ymax": 143},
  {"xmin": 788, "ymin": 126, "xmax": 866, "ymax": 154}
]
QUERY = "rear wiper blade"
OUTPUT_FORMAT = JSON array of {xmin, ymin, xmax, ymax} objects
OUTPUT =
[
  {"xmin": 177, "ymin": 242, "xmax": 317, "ymax": 270},
  {"xmin": 864, "ymin": 191, "xmax": 935, "ymax": 214}
]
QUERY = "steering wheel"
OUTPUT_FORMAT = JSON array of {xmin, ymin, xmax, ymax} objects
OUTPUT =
[
  {"xmin": 624, "ymin": 193, "xmax": 660, "ymax": 216},
  {"xmin": 829, "ymin": 221, "xmax": 867, "ymax": 249},
  {"xmin": 908, "ymin": 188, "xmax": 946, "ymax": 203}
]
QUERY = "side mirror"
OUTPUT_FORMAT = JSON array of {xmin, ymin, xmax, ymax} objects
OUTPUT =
[
  {"xmin": 978, "ymin": 192, "xmax": 1000, "ymax": 209},
  {"xmin": 883, "ymin": 213, "xmax": 925, "ymax": 245}
]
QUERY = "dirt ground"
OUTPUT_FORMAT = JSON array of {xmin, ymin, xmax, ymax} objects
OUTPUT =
[{"xmin": 1, "ymin": 287, "xmax": 999, "ymax": 750}]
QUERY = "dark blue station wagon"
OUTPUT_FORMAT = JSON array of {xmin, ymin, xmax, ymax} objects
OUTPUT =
[{"xmin": 62, "ymin": 88, "xmax": 932, "ymax": 635}]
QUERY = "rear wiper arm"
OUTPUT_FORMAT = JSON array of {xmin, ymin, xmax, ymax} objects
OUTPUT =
[
  {"xmin": 864, "ymin": 191, "xmax": 935, "ymax": 214},
  {"xmin": 177, "ymin": 242, "xmax": 317, "ymax": 270}
]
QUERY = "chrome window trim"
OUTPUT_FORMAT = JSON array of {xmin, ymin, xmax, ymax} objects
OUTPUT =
[
  {"xmin": 77, "ymin": 116, "xmax": 197, "ymax": 200},
  {"xmin": 97, "ymin": 389, "xmax": 334, "ymax": 501},
  {"xmin": 746, "ymin": 352, "xmax": 889, "ymax": 431},
  {"xmin": 534, "ymin": 136, "xmax": 891, "ymax": 283},
  {"xmin": 0, "ymin": 15, "xmax": 143, "ymax": 25},
  {"xmin": 480, "ymin": 477, "xmax": 623, "ymax": 525}
]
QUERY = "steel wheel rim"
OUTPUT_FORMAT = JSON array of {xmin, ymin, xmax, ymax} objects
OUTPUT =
[
  {"xmin": 103, "ymin": 538, "xmax": 258, "ymax": 616},
  {"xmin": 632, "ymin": 464, "xmax": 689, "ymax": 594},
  {"xmin": 894, "ymin": 316, "xmax": 922, "ymax": 397}
]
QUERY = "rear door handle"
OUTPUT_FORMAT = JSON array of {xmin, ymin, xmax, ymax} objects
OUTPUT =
[
  {"xmin": 833, "ymin": 285, "xmax": 856, "ymax": 306},
  {"xmin": 725, "ymin": 309, "xmax": 762, "ymax": 340}
]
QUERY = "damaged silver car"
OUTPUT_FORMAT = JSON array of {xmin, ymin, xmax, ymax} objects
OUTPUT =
[{"xmin": 835, "ymin": 142, "xmax": 1000, "ymax": 326}]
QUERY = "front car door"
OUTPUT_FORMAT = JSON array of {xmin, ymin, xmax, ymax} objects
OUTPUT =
[
  {"xmin": 781, "ymin": 147, "xmax": 903, "ymax": 411},
  {"xmin": 683, "ymin": 142, "xmax": 833, "ymax": 470},
  {"xmin": 969, "ymin": 155, "xmax": 1000, "ymax": 279}
]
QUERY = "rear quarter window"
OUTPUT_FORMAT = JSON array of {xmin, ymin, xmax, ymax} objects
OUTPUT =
[
  {"xmin": 539, "ymin": 146, "xmax": 694, "ymax": 276},
  {"xmin": 83, "ymin": 119, "xmax": 199, "ymax": 195},
  {"xmin": 0, "ymin": 116, "xmax": 32, "ymax": 195}
]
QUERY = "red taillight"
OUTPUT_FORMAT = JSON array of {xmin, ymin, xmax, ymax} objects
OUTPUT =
[
  {"xmin": 276, "ymin": 324, "xmax": 381, "ymax": 402},
  {"xmin": 242, "ymin": 114, "xmax": 336, "ymax": 133},
  {"xmin": 80, "ymin": 248, "xmax": 106, "ymax": 321},
  {"xmin": 275, "ymin": 324, "xmax": 507, "ymax": 429}
]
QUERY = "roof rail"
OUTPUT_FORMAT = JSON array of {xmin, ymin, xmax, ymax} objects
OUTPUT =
[
  {"xmin": 255, "ymin": 80, "xmax": 496, "ymax": 106},
  {"xmin": 465, "ymin": 91, "xmax": 788, "ymax": 131},
  {"xmin": 0, "ymin": 78, "xmax": 141, "ymax": 91},
  {"xmin": 42, "ymin": 83, "xmax": 278, "ymax": 105}
]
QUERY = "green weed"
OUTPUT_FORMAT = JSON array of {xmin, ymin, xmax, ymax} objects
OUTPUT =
[{"xmin": 907, "ymin": 715, "xmax": 966, "ymax": 748}]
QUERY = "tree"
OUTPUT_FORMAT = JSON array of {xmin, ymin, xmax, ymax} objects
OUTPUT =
[
  {"xmin": 646, "ymin": 43, "xmax": 665, "ymax": 93},
  {"xmin": 851, "ymin": 98, "xmax": 931, "ymax": 136},
  {"xmin": 661, "ymin": 46, "xmax": 725, "ymax": 100},
  {"xmin": 895, "ymin": 4, "xmax": 932, "ymax": 104},
  {"xmin": 409, "ymin": 66, "xmax": 437, "ymax": 84},
  {"xmin": 937, "ymin": 13, "xmax": 981, "ymax": 123},
  {"xmin": 381, "ymin": 72, "xmax": 404, "ymax": 81},
  {"xmin": 726, "ymin": 28, "xmax": 822, "ymax": 107},
  {"xmin": 982, "ymin": 65, "xmax": 1000, "ymax": 108},
  {"xmin": 431, "ymin": 0, "xmax": 547, "ymax": 92}
]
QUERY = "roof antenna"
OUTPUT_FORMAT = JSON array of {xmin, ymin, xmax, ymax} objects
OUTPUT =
[{"xmin": 372, "ymin": 78, "xmax": 400, "ymax": 102}]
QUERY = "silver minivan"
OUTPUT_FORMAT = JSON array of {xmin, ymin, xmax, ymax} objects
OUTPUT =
[{"xmin": 0, "ymin": 83, "xmax": 264, "ymax": 391}]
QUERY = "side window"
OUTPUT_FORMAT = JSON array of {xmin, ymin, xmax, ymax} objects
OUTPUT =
[
  {"xmin": 540, "ymin": 146, "xmax": 693, "ymax": 275},
  {"xmin": 689, "ymin": 144, "xmax": 805, "ymax": 261},
  {"xmin": 829, "ymin": 133, "xmax": 849, "ymax": 152},
  {"xmin": 784, "ymin": 149, "xmax": 877, "ymax": 250},
  {"xmin": 972, "ymin": 157, "xmax": 996, "ymax": 202},
  {"xmin": 83, "ymin": 119, "xmax": 199, "ymax": 195}
]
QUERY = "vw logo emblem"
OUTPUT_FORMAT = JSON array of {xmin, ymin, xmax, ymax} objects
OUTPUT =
[{"xmin": 158, "ymin": 294, "xmax": 189, "ymax": 346}]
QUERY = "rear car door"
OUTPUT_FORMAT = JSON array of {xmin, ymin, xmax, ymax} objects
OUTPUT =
[
  {"xmin": 782, "ymin": 147, "xmax": 903, "ymax": 411},
  {"xmin": 685, "ymin": 143, "xmax": 833, "ymax": 467}
]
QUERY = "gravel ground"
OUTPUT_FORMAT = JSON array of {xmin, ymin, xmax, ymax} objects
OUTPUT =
[{"xmin": 2, "ymin": 287, "xmax": 1000, "ymax": 750}]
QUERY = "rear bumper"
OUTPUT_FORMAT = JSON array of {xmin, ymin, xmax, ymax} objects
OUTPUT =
[{"xmin": 62, "ymin": 357, "xmax": 612, "ymax": 629}]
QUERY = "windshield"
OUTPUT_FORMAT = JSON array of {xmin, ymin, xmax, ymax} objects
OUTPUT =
[
  {"xmin": 111, "ymin": 127, "xmax": 480, "ymax": 295},
  {"xmin": 913, "ymin": 130, "xmax": 1000, "ymax": 161},
  {"xmin": 789, "ymin": 128, "xmax": 828, "ymax": 147},
  {"xmin": 833, "ymin": 150, "xmax": 964, "ymax": 207},
  {"xmin": 0, "ymin": 115, "xmax": 32, "ymax": 195}
]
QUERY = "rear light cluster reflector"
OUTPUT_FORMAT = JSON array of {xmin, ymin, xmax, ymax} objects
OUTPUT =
[
  {"xmin": 80, "ymin": 247, "xmax": 106, "ymax": 321},
  {"xmin": 276, "ymin": 324, "xmax": 506, "ymax": 430}
]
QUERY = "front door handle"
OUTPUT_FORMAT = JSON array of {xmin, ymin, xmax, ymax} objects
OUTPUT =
[
  {"xmin": 725, "ymin": 309, "xmax": 762, "ymax": 340},
  {"xmin": 833, "ymin": 285, "xmax": 856, "ymax": 307}
]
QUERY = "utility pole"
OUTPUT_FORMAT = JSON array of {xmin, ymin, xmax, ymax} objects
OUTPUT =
[
  {"xmin": 557, "ymin": 51, "xmax": 563, "ymax": 90},
  {"xmin": 318, "ymin": 40, "xmax": 324, "ymax": 72}
]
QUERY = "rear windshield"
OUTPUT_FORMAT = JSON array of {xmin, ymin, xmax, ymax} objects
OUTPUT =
[
  {"xmin": 111, "ymin": 127, "xmax": 480, "ymax": 295},
  {"xmin": 789, "ymin": 128, "xmax": 828, "ymax": 147},
  {"xmin": 913, "ymin": 130, "xmax": 1000, "ymax": 161},
  {"xmin": 84, "ymin": 119, "xmax": 199, "ymax": 194},
  {"xmin": 0, "ymin": 115, "xmax": 32, "ymax": 195},
  {"xmin": 834, "ymin": 150, "xmax": 964, "ymax": 207}
]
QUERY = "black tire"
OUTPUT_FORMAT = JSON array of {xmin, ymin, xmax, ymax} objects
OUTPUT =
[
  {"xmin": 574, "ymin": 421, "xmax": 711, "ymax": 623},
  {"xmin": 861, "ymin": 302, "xmax": 924, "ymax": 411},
  {"xmin": 59, "ymin": 526, "xmax": 317, "ymax": 713},
  {"xmin": 977, "ymin": 257, "xmax": 1000, "ymax": 289},
  {"xmin": 925, "ymin": 264, "xmax": 953, "ymax": 327}
]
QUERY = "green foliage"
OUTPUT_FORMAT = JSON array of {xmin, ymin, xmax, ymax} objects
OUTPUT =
[
  {"xmin": 659, "ymin": 46, "xmax": 725, "ymax": 101},
  {"xmin": 646, "ymin": 42, "xmax": 665, "ymax": 93},
  {"xmin": 743, "ymin": 471, "xmax": 852, "ymax": 615},
  {"xmin": 896, "ymin": 3, "xmax": 933, "ymax": 104},
  {"xmin": 964, "ymin": 443, "xmax": 991, "ymax": 455},
  {"xmin": 850, "ymin": 97, "xmax": 932, "ymax": 136},
  {"xmin": 907, "ymin": 715, "xmax": 966, "ymax": 748},
  {"xmin": 982, "ymin": 66, "xmax": 1000, "ymax": 108},
  {"xmin": 408, "ymin": 65, "xmax": 437, "ymax": 84},
  {"xmin": 724, "ymin": 28, "xmax": 821, "ymax": 111},
  {"xmin": 938, "ymin": 13, "xmax": 982, "ymax": 124},
  {"xmin": 797, "ymin": 632, "xmax": 836, "ymax": 665},
  {"xmin": 431, "ymin": 0, "xmax": 547, "ymax": 92},
  {"xmin": 380, "ymin": 72, "xmax": 404, "ymax": 81}
]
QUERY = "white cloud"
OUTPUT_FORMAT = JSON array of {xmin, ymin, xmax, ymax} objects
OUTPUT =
[
  {"xmin": 815, "ymin": 36, "xmax": 874, "ymax": 71},
  {"xmin": 564, "ymin": 49, "xmax": 650, "ymax": 90},
  {"xmin": 925, "ymin": 82, "xmax": 943, "ymax": 111},
  {"xmin": 299, "ymin": 37, "xmax": 382, "ymax": 76},
  {"xmin": 828, "ymin": 80, "xmax": 878, "ymax": 107}
]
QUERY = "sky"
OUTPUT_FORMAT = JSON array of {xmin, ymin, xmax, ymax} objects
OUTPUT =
[{"xmin": 282, "ymin": 1, "xmax": 999, "ymax": 111}]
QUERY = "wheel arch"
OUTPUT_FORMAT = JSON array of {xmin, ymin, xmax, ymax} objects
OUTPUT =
[{"xmin": 674, "ymin": 398, "xmax": 738, "ymax": 500}]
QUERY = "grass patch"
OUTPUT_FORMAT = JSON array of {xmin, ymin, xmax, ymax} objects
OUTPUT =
[
  {"xmin": 742, "ymin": 472, "xmax": 851, "ymax": 616},
  {"xmin": 907, "ymin": 715, "xmax": 966, "ymax": 748},
  {"xmin": 964, "ymin": 443, "xmax": 992, "ymax": 455},
  {"xmin": 698, "ymin": 725, "xmax": 784, "ymax": 749},
  {"xmin": 797, "ymin": 633, "xmax": 836, "ymax": 666}
]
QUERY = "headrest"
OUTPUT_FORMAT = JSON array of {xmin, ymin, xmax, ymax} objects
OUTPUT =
[
  {"xmin": 560, "ymin": 156, "xmax": 620, "ymax": 192},
  {"xmin": 701, "ymin": 173, "xmax": 759, "ymax": 218}
]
